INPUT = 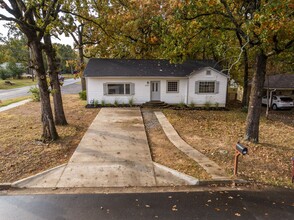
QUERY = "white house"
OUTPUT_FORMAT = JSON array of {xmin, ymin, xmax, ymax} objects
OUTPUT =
[{"xmin": 84, "ymin": 59, "xmax": 229, "ymax": 107}]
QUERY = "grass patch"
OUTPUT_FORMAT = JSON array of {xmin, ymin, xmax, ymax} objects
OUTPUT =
[
  {"xmin": 142, "ymin": 109, "xmax": 211, "ymax": 180},
  {"xmin": 0, "ymin": 94, "xmax": 99, "ymax": 182},
  {"xmin": 0, "ymin": 78, "xmax": 36, "ymax": 90},
  {"xmin": 0, "ymin": 96, "xmax": 30, "ymax": 107},
  {"xmin": 62, "ymin": 74, "xmax": 75, "ymax": 79}
]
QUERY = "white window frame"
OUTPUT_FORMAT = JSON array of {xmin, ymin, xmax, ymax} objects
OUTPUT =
[
  {"xmin": 166, "ymin": 80, "xmax": 179, "ymax": 93},
  {"xmin": 103, "ymin": 83, "xmax": 134, "ymax": 96}
]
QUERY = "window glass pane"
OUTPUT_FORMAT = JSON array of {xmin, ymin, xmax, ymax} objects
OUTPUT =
[
  {"xmin": 125, "ymin": 84, "xmax": 130, "ymax": 94},
  {"xmin": 199, "ymin": 82, "xmax": 215, "ymax": 93},
  {"xmin": 108, "ymin": 84, "xmax": 124, "ymax": 94},
  {"xmin": 167, "ymin": 81, "xmax": 178, "ymax": 92}
]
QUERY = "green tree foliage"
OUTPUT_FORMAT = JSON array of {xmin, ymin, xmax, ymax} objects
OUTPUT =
[
  {"xmin": 7, "ymin": 62, "xmax": 25, "ymax": 79},
  {"xmin": 54, "ymin": 43, "xmax": 77, "ymax": 73}
]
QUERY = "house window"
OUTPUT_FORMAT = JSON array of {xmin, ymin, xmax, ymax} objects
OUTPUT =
[
  {"xmin": 195, "ymin": 81, "xmax": 219, "ymax": 94},
  {"xmin": 206, "ymin": 70, "xmax": 211, "ymax": 75},
  {"xmin": 199, "ymin": 81, "xmax": 215, "ymax": 93},
  {"xmin": 104, "ymin": 83, "xmax": 134, "ymax": 95},
  {"xmin": 167, "ymin": 81, "xmax": 179, "ymax": 93}
]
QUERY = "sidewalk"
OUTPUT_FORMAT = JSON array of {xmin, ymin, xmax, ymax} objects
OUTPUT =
[{"xmin": 0, "ymin": 99, "xmax": 31, "ymax": 113}]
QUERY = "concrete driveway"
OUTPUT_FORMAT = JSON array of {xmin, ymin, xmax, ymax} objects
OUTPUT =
[
  {"xmin": 57, "ymin": 108, "xmax": 156, "ymax": 187},
  {"xmin": 12, "ymin": 108, "xmax": 198, "ymax": 188}
]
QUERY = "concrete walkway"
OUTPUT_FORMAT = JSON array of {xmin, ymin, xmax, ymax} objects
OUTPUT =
[
  {"xmin": 155, "ymin": 112, "xmax": 229, "ymax": 180},
  {"xmin": 0, "ymin": 99, "xmax": 31, "ymax": 113},
  {"xmin": 13, "ymin": 108, "xmax": 198, "ymax": 188}
]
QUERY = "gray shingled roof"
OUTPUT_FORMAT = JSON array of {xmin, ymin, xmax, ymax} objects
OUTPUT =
[
  {"xmin": 84, "ymin": 58, "xmax": 221, "ymax": 77},
  {"xmin": 265, "ymin": 74, "xmax": 294, "ymax": 89}
]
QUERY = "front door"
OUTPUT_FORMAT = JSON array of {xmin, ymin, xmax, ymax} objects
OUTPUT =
[{"xmin": 151, "ymin": 81, "xmax": 160, "ymax": 101}]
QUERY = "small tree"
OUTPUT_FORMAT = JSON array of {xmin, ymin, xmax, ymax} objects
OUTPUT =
[{"xmin": 7, "ymin": 62, "xmax": 24, "ymax": 79}]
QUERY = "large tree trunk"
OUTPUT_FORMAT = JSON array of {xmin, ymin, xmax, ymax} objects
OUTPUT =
[
  {"xmin": 77, "ymin": 24, "xmax": 86, "ymax": 91},
  {"xmin": 79, "ymin": 45, "xmax": 86, "ymax": 91},
  {"xmin": 245, "ymin": 51, "xmax": 267, "ymax": 143},
  {"xmin": 30, "ymin": 40, "xmax": 58, "ymax": 141},
  {"xmin": 43, "ymin": 34, "xmax": 68, "ymax": 125},
  {"xmin": 241, "ymin": 48, "xmax": 249, "ymax": 107}
]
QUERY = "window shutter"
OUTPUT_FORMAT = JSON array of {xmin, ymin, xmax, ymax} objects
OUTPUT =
[
  {"xmin": 215, "ymin": 81, "xmax": 220, "ymax": 94},
  {"xmin": 195, "ymin": 81, "xmax": 200, "ymax": 94},
  {"xmin": 130, "ymin": 83, "xmax": 135, "ymax": 95},
  {"xmin": 103, "ymin": 83, "xmax": 107, "ymax": 95}
]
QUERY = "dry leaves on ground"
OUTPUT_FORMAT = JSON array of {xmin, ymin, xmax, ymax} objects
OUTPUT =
[
  {"xmin": 0, "ymin": 95, "xmax": 99, "ymax": 182},
  {"xmin": 163, "ymin": 108, "xmax": 294, "ymax": 188}
]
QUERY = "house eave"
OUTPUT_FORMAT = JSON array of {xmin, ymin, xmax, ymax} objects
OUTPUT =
[{"xmin": 84, "ymin": 76, "xmax": 187, "ymax": 79}]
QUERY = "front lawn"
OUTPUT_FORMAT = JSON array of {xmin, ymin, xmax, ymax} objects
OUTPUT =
[
  {"xmin": 0, "ymin": 78, "xmax": 36, "ymax": 90},
  {"xmin": 163, "ymin": 108, "xmax": 294, "ymax": 188},
  {"xmin": 0, "ymin": 96, "xmax": 30, "ymax": 107},
  {"xmin": 0, "ymin": 95, "xmax": 99, "ymax": 183}
]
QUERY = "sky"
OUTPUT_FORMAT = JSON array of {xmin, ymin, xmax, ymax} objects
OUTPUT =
[{"xmin": 0, "ymin": 18, "xmax": 74, "ymax": 47}]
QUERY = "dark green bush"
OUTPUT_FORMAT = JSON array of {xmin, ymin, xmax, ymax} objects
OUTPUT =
[
  {"xmin": 79, "ymin": 90, "xmax": 87, "ymax": 100},
  {"xmin": 0, "ymin": 68, "xmax": 11, "ymax": 80}
]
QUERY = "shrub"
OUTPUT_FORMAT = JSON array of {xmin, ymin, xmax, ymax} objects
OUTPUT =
[
  {"xmin": 101, "ymin": 100, "xmax": 105, "ymax": 107},
  {"xmin": 128, "ymin": 98, "xmax": 134, "ymax": 107},
  {"xmin": 0, "ymin": 68, "xmax": 11, "ymax": 80},
  {"xmin": 114, "ymin": 100, "xmax": 119, "ymax": 107},
  {"xmin": 93, "ymin": 100, "xmax": 99, "ymax": 107},
  {"xmin": 79, "ymin": 90, "xmax": 87, "ymax": 100},
  {"xmin": 178, "ymin": 102, "xmax": 186, "ymax": 108},
  {"xmin": 189, "ymin": 101, "xmax": 195, "ymax": 108},
  {"xmin": 242, "ymin": 106, "xmax": 248, "ymax": 113},
  {"xmin": 204, "ymin": 102, "xmax": 211, "ymax": 109},
  {"xmin": 28, "ymin": 86, "xmax": 40, "ymax": 102},
  {"xmin": 215, "ymin": 102, "xmax": 219, "ymax": 108}
]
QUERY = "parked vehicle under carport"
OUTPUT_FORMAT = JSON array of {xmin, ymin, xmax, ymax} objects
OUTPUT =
[{"xmin": 262, "ymin": 95, "xmax": 294, "ymax": 110}]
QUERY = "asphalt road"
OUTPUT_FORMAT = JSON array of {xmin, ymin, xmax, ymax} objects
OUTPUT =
[
  {"xmin": 0, "ymin": 189, "xmax": 293, "ymax": 220},
  {"xmin": 0, "ymin": 78, "xmax": 81, "ymax": 100}
]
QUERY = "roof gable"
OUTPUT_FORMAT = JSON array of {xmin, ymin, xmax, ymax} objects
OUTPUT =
[
  {"xmin": 84, "ymin": 58, "xmax": 222, "ymax": 78},
  {"xmin": 189, "ymin": 67, "xmax": 229, "ymax": 78}
]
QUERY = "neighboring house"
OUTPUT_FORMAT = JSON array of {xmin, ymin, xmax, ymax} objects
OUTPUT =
[
  {"xmin": 0, "ymin": 62, "xmax": 23, "ymax": 69},
  {"xmin": 84, "ymin": 59, "xmax": 229, "ymax": 107},
  {"xmin": 264, "ymin": 74, "xmax": 294, "ymax": 98}
]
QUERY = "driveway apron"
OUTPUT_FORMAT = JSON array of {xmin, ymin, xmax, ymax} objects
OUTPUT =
[{"xmin": 56, "ymin": 108, "xmax": 156, "ymax": 187}]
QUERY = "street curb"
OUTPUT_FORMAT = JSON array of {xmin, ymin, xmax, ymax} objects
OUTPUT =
[
  {"xmin": 199, "ymin": 179, "xmax": 248, "ymax": 186},
  {"xmin": 0, "ymin": 183, "xmax": 12, "ymax": 190},
  {"xmin": 11, "ymin": 163, "xmax": 67, "ymax": 188},
  {"xmin": 153, "ymin": 162, "xmax": 199, "ymax": 185}
]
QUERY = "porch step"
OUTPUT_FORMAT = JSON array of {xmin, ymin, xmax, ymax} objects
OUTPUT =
[{"xmin": 141, "ymin": 101, "xmax": 170, "ymax": 108}]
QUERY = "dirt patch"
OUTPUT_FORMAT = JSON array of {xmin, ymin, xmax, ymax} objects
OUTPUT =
[
  {"xmin": 0, "ymin": 95, "xmax": 99, "ymax": 183},
  {"xmin": 142, "ymin": 109, "xmax": 210, "ymax": 180},
  {"xmin": 163, "ymin": 109, "xmax": 294, "ymax": 188}
]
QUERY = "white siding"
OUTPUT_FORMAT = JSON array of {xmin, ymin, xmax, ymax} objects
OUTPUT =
[
  {"xmin": 86, "ymin": 68, "xmax": 228, "ymax": 106},
  {"xmin": 188, "ymin": 68, "xmax": 228, "ymax": 107},
  {"xmin": 86, "ymin": 77, "xmax": 187, "ymax": 104}
]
